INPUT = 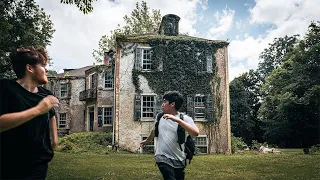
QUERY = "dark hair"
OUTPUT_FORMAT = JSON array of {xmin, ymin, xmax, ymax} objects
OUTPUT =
[
  {"xmin": 10, "ymin": 46, "xmax": 49, "ymax": 79},
  {"xmin": 163, "ymin": 91, "xmax": 184, "ymax": 111}
]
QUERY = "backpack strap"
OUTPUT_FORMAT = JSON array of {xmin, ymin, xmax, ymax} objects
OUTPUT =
[
  {"xmin": 154, "ymin": 112, "xmax": 163, "ymax": 137},
  {"xmin": 178, "ymin": 113, "xmax": 184, "ymax": 151}
]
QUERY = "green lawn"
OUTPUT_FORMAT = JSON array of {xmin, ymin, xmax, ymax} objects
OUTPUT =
[{"xmin": 47, "ymin": 149, "xmax": 320, "ymax": 180}]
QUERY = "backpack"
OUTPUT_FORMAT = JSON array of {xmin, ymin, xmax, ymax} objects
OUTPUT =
[{"xmin": 155, "ymin": 112, "xmax": 196, "ymax": 164}]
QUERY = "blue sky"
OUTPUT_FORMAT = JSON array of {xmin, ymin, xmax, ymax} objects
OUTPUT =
[{"xmin": 36, "ymin": 0, "xmax": 319, "ymax": 81}]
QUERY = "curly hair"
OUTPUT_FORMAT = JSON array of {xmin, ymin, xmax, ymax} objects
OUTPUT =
[{"xmin": 10, "ymin": 46, "xmax": 49, "ymax": 79}]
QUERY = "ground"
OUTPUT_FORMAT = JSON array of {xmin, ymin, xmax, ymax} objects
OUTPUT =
[{"xmin": 47, "ymin": 149, "xmax": 320, "ymax": 180}]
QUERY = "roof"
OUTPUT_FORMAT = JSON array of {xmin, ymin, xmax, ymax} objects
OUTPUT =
[
  {"xmin": 116, "ymin": 33, "xmax": 229, "ymax": 46},
  {"xmin": 55, "ymin": 65, "xmax": 94, "ymax": 78}
]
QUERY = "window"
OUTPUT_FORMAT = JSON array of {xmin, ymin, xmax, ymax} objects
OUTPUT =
[
  {"xmin": 98, "ymin": 107, "xmax": 113, "ymax": 126},
  {"xmin": 195, "ymin": 136, "xmax": 208, "ymax": 154},
  {"xmin": 59, "ymin": 113, "xmax": 67, "ymax": 128},
  {"xmin": 104, "ymin": 72, "xmax": 113, "ymax": 88},
  {"xmin": 103, "ymin": 107, "xmax": 113, "ymax": 125},
  {"xmin": 60, "ymin": 84, "xmax": 68, "ymax": 98},
  {"xmin": 141, "ymin": 136, "xmax": 154, "ymax": 153},
  {"xmin": 89, "ymin": 73, "xmax": 97, "ymax": 89},
  {"xmin": 142, "ymin": 49, "xmax": 152, "ymax": 70},
  {"xmin": 135, "ymin": 47, "xmax": 153, "ymax": 71},
  {"xmin": 194, "ymin": 95, "xmax": 205, "ymax": 119},
  {"xmin": 142, "ymin": 95, "xmax": 155, "ymax": 118}
]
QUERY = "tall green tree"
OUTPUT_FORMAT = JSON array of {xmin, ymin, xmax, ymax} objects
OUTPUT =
[
  {"xmin": 259, "ymin": 22, "xmax": 320, "ymax": 148},
  {"xmin": 257, "ymin": 35, "xmax": 299, "ymax": 81},
  {"xmin": 92, "ymin": 1, "xmax": 162, "ymax": 62},
  {"xmin": 0, "ymin": 0, "xmax": 55, "ymax": 78},
  {"xmin": 230, "ymin": 70, "xmax": 262, "ymax": 144}
]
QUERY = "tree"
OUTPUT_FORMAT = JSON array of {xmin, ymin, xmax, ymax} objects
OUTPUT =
[
  {"xmin": 0, "ymin": 0, "xmax": 55, "ymax": 78},
  {"xmin": 259, "ymin": 22, "xmax": 320, "ymax": 148},
  {"xmin": 230, "ymin": 70, "xmax": 262, "ymax": 144},
  {"xmin": 257, "ymin": 35, "xmax": 299, "ymax": 81},
  {"xmin": 92, "ymin": 1, "xmax": 162, "ymax": 63},
  {"xmin": 60, "ymin": 0, "xmax": 97, "ymax": 14}
]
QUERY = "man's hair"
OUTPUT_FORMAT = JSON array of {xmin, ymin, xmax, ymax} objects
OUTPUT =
[
  {"xmin": 163, "ymin": 91, "xmax": 184, "ymax": 111},
  {"xmin": 10, "ymin": 46, "xmax": 49, "ymax": 79}
]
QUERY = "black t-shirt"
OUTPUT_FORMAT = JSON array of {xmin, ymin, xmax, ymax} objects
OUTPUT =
[{"xmin": 0, "ymin": 79, "xmax": 56, "ymax": 178}]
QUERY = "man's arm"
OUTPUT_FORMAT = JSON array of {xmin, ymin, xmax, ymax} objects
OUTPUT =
[
  {"xmin": 50, "ymin": 116, "xmax": 58, "ymax": 150},
  {"xmin": 163, "ymin": 114, "xmax": 200, "ymax": 136},
  {"xmin": 140, "ymin": 130, "xmax": 155, "ymax": 147},
  {"xmin": 0, "ymin": 95, "xmax": 59, "ymax": 133}
]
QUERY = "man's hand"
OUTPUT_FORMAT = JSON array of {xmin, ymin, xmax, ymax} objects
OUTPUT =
[
  {"xmin": 35, "ymin": 95, "xmax": 59, "ymax": 115},
  {"xmin": 162, "ymin": 114, "xmax": 179, "ymax": 122},
  {"xmin": 140, "ymin": 140, "xmax": 148, "ymax": 148}
]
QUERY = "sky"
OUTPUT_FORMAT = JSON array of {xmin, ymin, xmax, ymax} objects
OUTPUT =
[{"xmin": 35, "ymin": 0, "xmax": 319, "ymax": 81}]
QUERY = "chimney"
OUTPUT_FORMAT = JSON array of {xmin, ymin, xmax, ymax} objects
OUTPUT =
[
  {"xmin": 104, "ymin": 50, "xmax": 114, "ymax": 65},
  {"xmin": 158, "ymin": 14, "xmax": 180, "ymax": 36}
]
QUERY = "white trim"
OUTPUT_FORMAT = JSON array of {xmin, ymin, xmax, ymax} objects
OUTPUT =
[
  {"xmin": 140, "ymin": 94, "xmax": 157, "ymax": 121},
  {"xmin": 195, "ymin": 135, "xmax": 208, "ymax": 154}
]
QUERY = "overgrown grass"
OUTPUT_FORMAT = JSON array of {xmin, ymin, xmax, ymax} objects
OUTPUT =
[{"xmin": 48, "ymin": 149, "xmax": 320, "ymax": 180}]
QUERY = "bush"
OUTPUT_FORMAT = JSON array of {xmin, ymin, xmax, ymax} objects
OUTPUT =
[
  {"xmin": 308, "ymin": 144, "xmax": 320, "ymax": 154},
  {"xmin": 56, "ymin": 132, "xmax": 113, "ymax": 154},
  {"xmin": 251, "ymin": 140, "xmax": 268, "ymax": 150},
  {"xmin": 231, "ymin": 136, "xmax": 247, "ymax": 153}
]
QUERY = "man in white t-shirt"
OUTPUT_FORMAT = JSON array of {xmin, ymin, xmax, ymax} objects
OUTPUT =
[{"xmin": 140, "ymin": 91, "xmax": 199, "ymax": 180}]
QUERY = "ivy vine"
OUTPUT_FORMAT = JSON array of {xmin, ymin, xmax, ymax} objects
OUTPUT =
[{"xmin": 121, "ymin": 35, "xmax": 226, "ymax": 125}]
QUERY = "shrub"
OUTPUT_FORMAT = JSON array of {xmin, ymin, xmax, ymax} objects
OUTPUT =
[
  {"xmin": 231, "ymin": 136, "xmax": 247, "ymax": 153},
  {"xmin": 56, "ymin": 132, "xmax": 113, "ymax": 154},
  {"xmin": 251, "ymin": 140, "xmax": 268, "ymax": 150}
]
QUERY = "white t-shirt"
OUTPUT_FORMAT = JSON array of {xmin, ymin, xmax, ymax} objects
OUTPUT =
[{"xmin": 155, "ymin": 113, "xmax": 197, "ymax": 162}]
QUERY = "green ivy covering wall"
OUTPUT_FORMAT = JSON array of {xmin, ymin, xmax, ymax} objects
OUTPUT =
[{"xmin": 120, "ymin": 35, "xmax": 227, "ymax": 125}]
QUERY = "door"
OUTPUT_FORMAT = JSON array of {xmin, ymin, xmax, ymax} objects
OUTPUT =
[{"xmin": 89, "ymin": 107, "xmax": 94, "ymax": 131}]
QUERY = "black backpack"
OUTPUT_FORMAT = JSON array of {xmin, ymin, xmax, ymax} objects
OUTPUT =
[{"xmin": 155, "ymin": 113, "xmax": 196, "ymax": 164}]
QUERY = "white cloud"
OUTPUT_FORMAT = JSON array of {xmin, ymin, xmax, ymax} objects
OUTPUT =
[
  {"xmin": 206, "ymin": 8, "xmax": 235, "ymax": 39},
  {"xmin": 228, "ymin": 0, "xmax": 319, "ymax": 81},
  {"xmin": 235, "ymin": 20, "xmax": 242, "ymax": 30},
  {"xmin": 35, "ymin": 0, "xmax": 206, "ymax": 70}
]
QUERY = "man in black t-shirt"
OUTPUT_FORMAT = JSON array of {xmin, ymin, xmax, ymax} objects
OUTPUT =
[{"xmin": 0, "ymin": 46, "xmax": 59, "ymax": 179}]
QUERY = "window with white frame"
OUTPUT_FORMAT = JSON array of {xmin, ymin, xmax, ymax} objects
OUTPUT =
[
  {"xmin": 141, "ymin": 136, "xmax": 154, "ymax": 153},
  {"xmin": 142, "ymin": 95, "xmax": 155, "ymax": 118},
  {"xmin": 104, "ymin": 72, "xmax": 113, "ymax": 88},
  {"xmin": 60, "ymin": 84, "xmax": 68, "ymax": 98},
  {"xmin": 135, "ymin": 47, "xmax": 153, "ymax": 71},
  {"xmin": 103, "ymin": 107, "xmax": 112, "ymax": 125},
  {"xmin": 194, "ymin": 95, "xmax": 205, "ymax": 119},
  {"xmin": 59, "ymin": 113, "xmax": 67, "ymax": 128},
  {"xmin": 195, "ymin": 136, "xmax": 208, "ymax": 154}
]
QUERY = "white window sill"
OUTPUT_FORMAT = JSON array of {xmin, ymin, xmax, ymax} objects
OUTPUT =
[
  {"xmin": 140, "ymin": 118, "xmax": 155, "ymax": 122},
  {"xmin": 103, "ymin": 124, "xmax": 113, "ymax": 127},
  {"xmin": 102, "ymin": 88, "xmax": 114, "ymax": 91},
  {"xmin": 194, "ymin": 119, "xmax": 207, "ymax": 122}
]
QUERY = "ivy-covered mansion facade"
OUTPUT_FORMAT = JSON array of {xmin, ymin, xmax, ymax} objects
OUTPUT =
[{"xmin": 49, "ymin": 14, "xmax": 231, "ymax": 154}]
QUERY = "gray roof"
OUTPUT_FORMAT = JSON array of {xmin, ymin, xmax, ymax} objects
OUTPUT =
[{"xmin": 55, "ymin": 65, "xmax": 94, "ymax": 78}]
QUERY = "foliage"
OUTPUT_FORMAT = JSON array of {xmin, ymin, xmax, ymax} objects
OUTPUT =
[
  {"xmin": 229, "ymin": 70, "xmax": 262, "ymax": 144},
  {"xmin": 56, "ymin": 132, "xmax": 122, "ymax": 154},
  {"xmin": 231, "ymin": 136, "xmax": 247, "ymax": 153},
  {"xmin": 257, "ymin": 35, "xmax": 299, "ymax": 81},
  {"xmin": 92, "ymin": 1, "xmax": 162, "ymax": 62},
  {"xmin": 60, "ymin": 0, "xmax": 97, "ymax": 14},
  {"xmin": 259, "ymin": 22, "xmax": 320, "ymax": 148},
  {"xmin": 48, "ymin": 149, "xmax": 320, "ymax": 179},
  {"xmin": 251, "ymin": 140, "xmax": 268, "ymax": 150},
  {"xmin": 0, "ymin": 0, "xmax": 55, "ymax": 79},
  {"xmin": 128, "ymin": 37, "xmax": 226, "ymax": 124}
]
